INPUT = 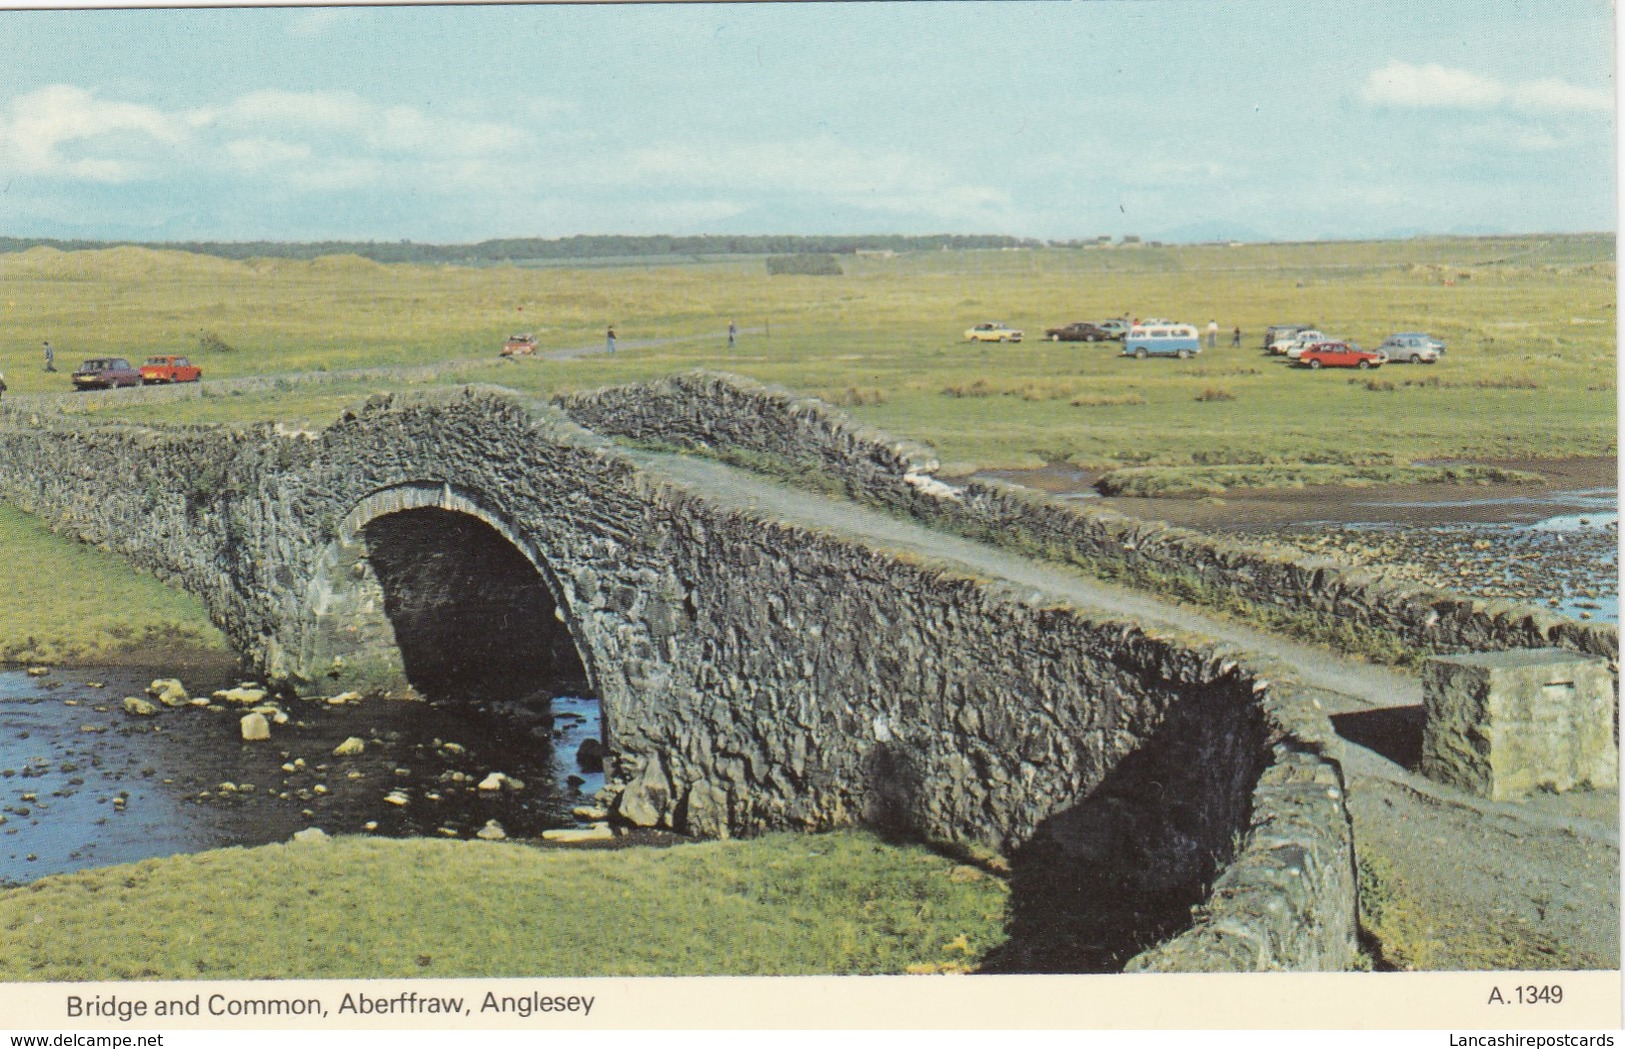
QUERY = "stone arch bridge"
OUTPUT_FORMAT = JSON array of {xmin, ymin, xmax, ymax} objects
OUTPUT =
[{"xmin": 0, "ymin": 382, "xmax": 1359, "ymax": 971}]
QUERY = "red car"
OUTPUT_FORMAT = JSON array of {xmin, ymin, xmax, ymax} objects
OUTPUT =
[
  {"xmin": 1298, "ymin": 342, "xmax": 1386, "ymax": 370},
  {"xmin": 139, "ymin": 355, "xmax": 202, "ymax": 384},
  {"xmin": 501, "ymin": 333, "xmax": 538, "ymax": 357}
]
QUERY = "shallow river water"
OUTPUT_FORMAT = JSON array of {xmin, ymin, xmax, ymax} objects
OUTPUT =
[
  {"xmin": 0, "ymin": 664, "xmax": 602, "ymax": 887},
  {"xmin": 1271, "ymin": 488, "xmax": 1619, "ymax": 625}
]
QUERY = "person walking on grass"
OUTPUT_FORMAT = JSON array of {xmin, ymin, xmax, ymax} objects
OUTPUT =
[
  {"xmin": 606, "ymin": 325, "xmax": 616, "ymax": 354},
  {"xmin": 0, "ymin": 372, "xmax": 7, "ymax": 404},
  {"xmin": 1231, "ymin": 326, "xmax": 1242, "ymax": 348},
  {"xmin": 42, "ymin": 341, "xmax": 54, "ymax": 372},
  {"xmin": 1207, "ymin": 319, "xmax": 1219, "ymax": 349},
  {"xmin": 727, "ymin": 320, "xmax": 737, "ymax": 348}
]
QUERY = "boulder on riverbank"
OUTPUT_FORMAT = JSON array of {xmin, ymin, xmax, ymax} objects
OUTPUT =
[
  {"xmin": 215, "ymin": 686, "xmax": 268, "ymax": 705},
  {"xmin": 240, "ymin": 712, "xmax": 271, "ymax": 741},
  {"xmin": 146, "ymin": 679, "xmax": 189, "ymax": 706},
  {"xmin": 121, "ymin": 696, "xmax": 159, "ymax": 717}
]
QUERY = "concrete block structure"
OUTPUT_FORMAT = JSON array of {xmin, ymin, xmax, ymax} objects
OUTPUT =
[{"xmin": 1422, "ymin": 648, "xmax": 1618, "ymax": 800}]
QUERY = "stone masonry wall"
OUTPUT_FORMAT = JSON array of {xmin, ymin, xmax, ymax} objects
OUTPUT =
[
  {"xmin": 555, "ymin": 370, "xmax": 1618, "ymax": 666},
  {"xmin": 0, "ymin": 385, "xmax": 1355, "ymax": 971}
]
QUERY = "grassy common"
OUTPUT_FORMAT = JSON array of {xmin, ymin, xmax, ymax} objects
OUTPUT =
[
  {"xmin": 0, "ymin": 830, "xmax": 1009, "ymax": 980},
  {"xmin": 0, "ymin": 234, "xmax": 1613, "ymax": 473},
  {"xmin": 0, "ymin": 504, "xmax": 226, "ymax": 666}
]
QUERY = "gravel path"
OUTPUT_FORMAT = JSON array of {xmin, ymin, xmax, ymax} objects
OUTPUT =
[{"xmin": 632, "ymin": 447, "xmax": 1619, "ymax": 970}]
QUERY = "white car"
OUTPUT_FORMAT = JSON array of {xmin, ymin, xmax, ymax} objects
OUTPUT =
[
  {"xmin": 1276, "ymin": 330, "xmax": 1330, "ymax": 359},
  {"xmin": 965, "ymin": 322, "xmax": 1023, "ymax": 343}
]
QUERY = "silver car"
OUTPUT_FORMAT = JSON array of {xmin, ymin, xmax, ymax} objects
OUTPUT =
[{"xmin": 1378, "ymin": 333, "xmax": 1444, "ymax": 363}]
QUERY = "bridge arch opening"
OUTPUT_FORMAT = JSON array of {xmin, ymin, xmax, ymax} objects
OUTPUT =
[
  {"xmin": 315, "ymin": 494, "xmax": 607, "ymax": 838},
  {"xmin": 359, "ymin": 506, "xmax": 592, "ymax": 702}
]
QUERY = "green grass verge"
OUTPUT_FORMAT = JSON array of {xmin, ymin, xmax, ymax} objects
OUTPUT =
[
  {"xmin": 0, "ymin": 504, "xmax": 227, "ymax": 665},
  {"xmin": 1095, "ymin": 463, "xmax": 1548, "ymax": 498},
  {"xmin": 0, "ymin": 830, "xmax": 1009, "ymax": 980}
]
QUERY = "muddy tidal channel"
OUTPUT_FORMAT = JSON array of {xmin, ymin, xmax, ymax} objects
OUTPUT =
[{"xmin": 0, "ymin": 665, "xmax": 603, "ymax": 887}]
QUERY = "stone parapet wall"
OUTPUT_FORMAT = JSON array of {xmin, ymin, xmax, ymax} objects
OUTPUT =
[
  {"xmin": 1124, "ymin": 674, "xmax": 1355, "ymax": 971},
  {"xmin": 554, "ymin": 370, "xmax": 942, "ymax": 497},
  {"xmin": 0, "ymin": 385, "xmax": 1356, "ymax": 971},
  {"xmin": 555, "ymin": 370, "xmax": 1617, "ymax": 666},
  {"xmin": 0, "ymin": 416, "xmax": 267, "ymax": 658}
]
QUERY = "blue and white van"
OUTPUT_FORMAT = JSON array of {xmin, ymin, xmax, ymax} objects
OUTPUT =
[{"xmin": 1123, "ymin": 323, "xmax": 1201, "ymax": 359}]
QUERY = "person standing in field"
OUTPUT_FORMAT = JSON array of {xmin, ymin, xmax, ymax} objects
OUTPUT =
[
  {"xmin": 42, "ymin": 341, "xmax": 55, "ymax": 372},
  {"xmin": 1231, "ymin": 326, "xmax": 1242, "ymax": 348},
  {"xmin": 0, "ymin": 372, "xmax": 7, "ymax": 404},
  {"xmin": 727, "ymin": 321, "xmax": 737, "ymax": 348},
  {"xmin": 606, "ymin": 326, "xmax": 616, "ymax": 354},
  {"xmin": 1207, "ymin": 320, "xmax": 1218, "ymax": 349}
]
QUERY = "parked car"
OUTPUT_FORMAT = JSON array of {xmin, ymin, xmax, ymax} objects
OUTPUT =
[
  {"xmin": 965, "ymin": 322, "xmax": 1023, "ymax": 343},
  {"xmin": 1044, "ymin": 322, "xmax": 1112, "ymax": 342},
  {"xmin": 1274, "ymin": 329, "xmax": 1330, "ymax": 358},
  {"xmin": 501, "ymin": 333, "xmax": 538, "ymax": 357},
  {"xmin": 139, "ymin": 355, "xmax": 202, "ymax": 384},
  {"xmin": 1123, "ymin": 323, "xmax": 1202, "ymax": 359},
  {"xmin": 1378, "ymin": 333, "xmax": 1444, "ymax": 363},
  {"xmin": 1094, "ymin": 319, "xmax": 1131, "ymax": 340},
  {"xmin": 1264, "ymin": 324, "xmax": 1315, "ymax": 352},
  {"xmin": 71, "ymin": 358, "xmax": 143, "ymax": 390},
  {"xmin": 1297, "ymin": 342, "xmax": 1386, "ymax": 370}
]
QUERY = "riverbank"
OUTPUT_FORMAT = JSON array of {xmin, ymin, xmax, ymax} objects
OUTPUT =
[
  {"xmin": 979, "ymin": 457, "xmax": 1617, "ymax": 529},
  {"xmin": 977, "ymin": 456, "xmax": 1619, "ymax": 624},
  {"xmin": 0, "ymin": 828, "xmax": 1009, "ymax": 980},
  {"xmin": 0, "ymin": 504, "xmax": 228, "ymax": 667}
]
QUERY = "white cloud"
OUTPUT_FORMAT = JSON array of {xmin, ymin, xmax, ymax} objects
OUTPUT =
[
  {"xmin": 0, "ymin": 84, "xmax": 533, "ymax": 193},
  {"xmin": 1361, "ymin": 61, "xmax": 1611, "ymax": 114},
  {"xmin": 1516, "ymin": 77, "xmax": 1613, "ymax": 114},
  {"xmin": 225, "ymin": 137, "xmax": 313, "ymax": 171},
  {"xmin": 0, "ymin": 85, "xmax": 191, "ymax": 182},
  {"xmin": 0, "ymin": 87, "xmax": 1011, "ymax": 232},
  {"xmin": 207, "ymin": 90, "xmax": 374, "ymax": 133},
  {"xmin": 287, "ymin": 9, "xmax": 354, "ymax": 39}
]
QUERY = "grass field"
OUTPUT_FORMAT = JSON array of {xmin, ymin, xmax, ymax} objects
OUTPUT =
[
  {"xmin": 0, "ymin": 830, "xmax": 1008, "ymax": 980},
  {"xmin": 0, "ymin": 504, "xmax": 226, "ymax": 665},
  {"xmin": 2, "ymin": 234, "xmax": 1613, "ymax": 472}
]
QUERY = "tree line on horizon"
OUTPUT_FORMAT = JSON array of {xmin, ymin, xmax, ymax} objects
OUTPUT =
[{"xmin": 0, "ymin": 233, "xmax": 1046, "ymax": 264}]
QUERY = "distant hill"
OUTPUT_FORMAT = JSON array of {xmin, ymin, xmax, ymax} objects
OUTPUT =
[{"xmin": 0, "ymin": 233, "xmax": 1042, "ymax": 265}]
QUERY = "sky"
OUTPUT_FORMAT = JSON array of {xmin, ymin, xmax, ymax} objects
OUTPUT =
[{"xmin": 0, "ymin": 1, "xmax": 1615, "ymax": 244}]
